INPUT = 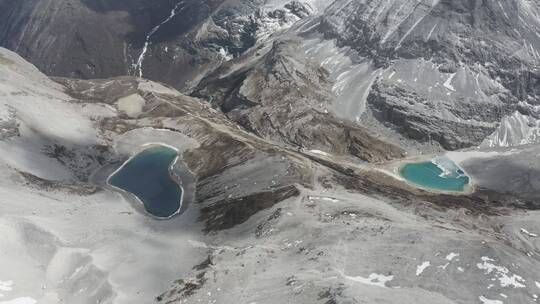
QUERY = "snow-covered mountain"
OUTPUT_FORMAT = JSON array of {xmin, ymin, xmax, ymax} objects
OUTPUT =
[
  {"xmin": 483, "ymin": 111, "xmax": 540, "ymax": 148},
  {"xmin": 0, "ymin": 46, "xmax": 314, "ymax": 304},
  {"xmin": 3, "ymin": 46, "xmax": 540, "ymax": 304},
  {"xmin": 3, "ymin": 1, "xmax": 540, "ymax": 304},
  {"xmin": 4, "ymin": 0, "xmax": 540, "ymax": 151},
  {"xmin": 0, "ymin": 0, "xmax": 321, "ymax": 89},
  {"xmin": 313, "ymin": 0, "xmax": 540, "ymax": 149}
]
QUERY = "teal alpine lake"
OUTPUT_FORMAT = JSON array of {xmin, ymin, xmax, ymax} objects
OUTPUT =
[
  {"xmin": 109, "ymin": 145, "xmax": 183, "ymax": 218},
  {"xmin": 399, "ymin": 157, "xmax": 470, "ymax": 192}
]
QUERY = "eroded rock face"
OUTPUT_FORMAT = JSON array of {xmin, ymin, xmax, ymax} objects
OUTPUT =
[
  {"xmin": 5, "ymin": 40, "xmax": 540, "ymax": 304},
  {"xmin": 195, "ymin": 38, "xmax": 405, "ymax": 162},
  {"xmin": 321, "ymin": 0, "xmax": 540, "ymax": 69},
  {"xmin": 316, "ymin": 0, "xmax": 540, "ymax": 149},
  {"xmin": 182, "ymin": 0, "xmax": 540, "ymax": 151},
  {"xmin": 200, "ymin": 185, "xmax": 300, "ymax": 232},
  {"xmin": 367, "ymin": 80, "xmax": 502, "ymax": 150},
  {"xmin": 1, "ymin": 0, "xmax": 138, "ymax": 78},
  {"xmin": 482, "ymin": 111, "xmax": 540, "ymax": 148},
  {"xmin": 5, "ymin": 0, "xmax": 540, "ymax": 151},
  {"xmin": 4, "ymin": 0, "xmax": 540, "ymax": 150},
  {"xmin": 0, "ymin": 0, "xmax": 318, "ymax": 90},
  {"xmin": 0, "ymin": 0, "xmax": 220, "ymax": 82}
]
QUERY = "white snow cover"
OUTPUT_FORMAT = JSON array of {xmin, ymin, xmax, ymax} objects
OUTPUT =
[
  {"xmin": 0, "ymin": 280, "xmax": 36, "ymax": 304},
  {"xmin": 343, "ymin": 273, "xmax": 394, "ymax": 288},
  {"xmin": 0, "ymin": 48, "xmax": 116, "ymax": 180},
  {"xmin": 0, "ymin": 48, "xmax": 115, "ymax": 180},
  {"xmin": 263, "ymin": 0, "xmax": 330, "ymax": 12},
  {"xmin": 443, "ymin": 73, "xmax": 456, "ymax": 91},
  {"xmin": 483, "ymin": 111, "xmax": 540, "ymax": 148},
  {"xmin": 307, "ymin": 195, "xmax": 339, "ymax": 203},
  {"xmin": 416, "ymin": 261, "xmax": 430, "ymax": 276},
  {"xmin": 0, "ymin": 49, "xmax": 107, "ymax": 145},
  {"xmin": 324, "ymin": 0, "xmax": 440, "ymax": 48},
  {"xmin": 309, "ymin": 149, "xmax": 330, "ymax": 156},
  {"xmin": 479, "ymin": 296, "xmax": 503, "ymax": 304},
  {"xmin": 218, "ymin": 47, "xmax": 234, "ymax": 61},
  {"xmin": 0, "ymin": 51, "xmax": 210, "ymax": 303},
  {"xmin": 0, "ymin": 297, "xmax": 37, "ymax": 304},
  {"xmin": 255, "ymin": 1, "xmax": 316, "ymax": 42},
  {"xmin": 0, "ymin": 281, "xmax": 12, "ymax": 292},
  {"xmin": 476, "ymin": 256, "xmax": 526, "ymax": 288},
  {"xmin": 446, "ymin": 252, "xmax": 459, "ymax": 261},
  {"xmin": 520, "ymin": 228, "xmax": 538, "ymax": 237}
]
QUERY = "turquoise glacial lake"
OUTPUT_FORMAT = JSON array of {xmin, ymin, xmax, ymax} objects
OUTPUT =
[
  {"xmin": 399, "ymin": 158, "xmax": 470, "ymax": 192},
  {"xmin": 109, "ymin": 146, "xmax": 183, "ymax": 218}
]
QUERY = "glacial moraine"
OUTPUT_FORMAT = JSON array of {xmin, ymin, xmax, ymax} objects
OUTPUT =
[{"xmin": 108, "ymin": 145, "xmax": 183, "ymax": 218}]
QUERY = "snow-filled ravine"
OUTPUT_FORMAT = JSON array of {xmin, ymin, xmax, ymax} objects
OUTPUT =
[
  {"xmin": 399, "ymin": 156, "xmax": 470, "ymax": 192},
  {"xmin": 108, "ymin": 145, "xmax": 184, "ymax": 218}
]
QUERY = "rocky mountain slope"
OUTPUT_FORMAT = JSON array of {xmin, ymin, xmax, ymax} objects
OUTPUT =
[
  {"xmin": 0, "ymin": 0, "xmax": 322, "ymax": 88},
  {"xmin": 4, "ymin": 0, "xmax": 540, "ymax": 150},
  {"xmin": 0, "ymin": 46, "xmax": 312, "ymax": 303},
  {"xmin": 2, "ymin": 1, "xmax": 540, "ymax": 304},
  {"xmin": 2, "ymin": 46, "xmax": 540, "ymax": 304},
  {"xmin": 320, "ymin": 0, "xmax": 540, "ymax": 149},
  {"xmin": 193, "ymin": 37, "xmax": 405, "ymax": 162}
]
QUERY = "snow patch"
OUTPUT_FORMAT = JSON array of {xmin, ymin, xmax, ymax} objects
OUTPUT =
[
  {"xmin": 219, "ymin": 47, "xmax": 234, "ymax": 61},
  {"xmin": 437, "ymin": 263, "xmax": 449, "ymax": 270},
  {"xmin": 482, "ymin": 111, "xmax": 540, "ymax": 148},
  {"xmin": 426, "ymin": 22, "xmax": 439, "ymax": 40},
  {"xmin": 520, "ymin": 228, "xmax": 538, "ymax": 237},
  {"xmin": 255, "ymin": 2, "xmax": 315, "ymax": 42},
  {"xmin": 0, "ymin": 280, "xmax": 36, "ymax": 304},
  {"xmin": 477, "ymin": 256, "xmax": 526, "ymax": 288},
  {"xmin": 479, "ymin": 296, "xmax": 503, "ymax": 304},
  {"xmin": 308, "ymin": 195, "xmax": 339, "ymax": 203},
  {"xmin": 0, "ymin": 282, "xmax": 12, "ymax": 292},
  {"xmin": 416, "ymin": 261, "xmax": 430, "ymax": 276},
  {"xmin": 443, "ymin": 73, "xmax": 456, "ymax": 91},
  {"xmin": 446, "ymin": 252, "xmax": 459, "ymax": 261},
  {"xmin": 309, "ymin": 149, "xmax": 330, "ymax": 156},
  {"xmin": 0, "ymin": 298, "xmax": 37, "ymax": 304},
  {"xmin": 343, "ymin": 273, "xmax": 394, "ymax": 288}
]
